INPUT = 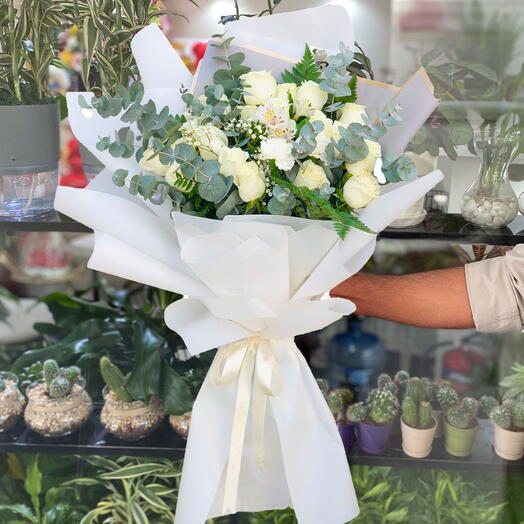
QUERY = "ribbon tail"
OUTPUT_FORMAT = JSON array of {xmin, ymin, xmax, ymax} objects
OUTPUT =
[
  {"xmin": 222, "ymin": 346, "xmax": 256, "ymax": 515},
  {"xmin": 252, "ymin": 388, "xmax": 268, "ymax": 471}
]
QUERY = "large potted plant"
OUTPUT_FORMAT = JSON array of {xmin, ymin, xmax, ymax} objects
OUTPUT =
[
  {"xmin": 400, "ymin": 378, "xmax": 437, "ymax": 458},
  {"xmin": 0, "ymin": 0, "xmax": 67, "ymax": 219},
  {"xmin": 443, "ymin": 397, "xmax": 479, "ymax": 457}
]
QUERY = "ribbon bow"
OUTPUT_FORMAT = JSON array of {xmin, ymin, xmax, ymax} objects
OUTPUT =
[{"xmin": 211, "ymin": 336, "xmax": 283, "ymax": 514}]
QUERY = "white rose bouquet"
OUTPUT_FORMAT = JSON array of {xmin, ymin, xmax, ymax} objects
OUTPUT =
[{"xmin": 56, "ymin": 7, "xmax": 442, "ymax": 524}]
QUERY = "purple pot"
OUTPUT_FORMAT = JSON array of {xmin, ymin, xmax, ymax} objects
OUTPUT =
[
  {"xmin": 338, "ymin": 423, "xmax": 355, "ymax": 453},
  {"xmin": 358, "ymin": 421, "xmax": 392, "ymax": 454}
]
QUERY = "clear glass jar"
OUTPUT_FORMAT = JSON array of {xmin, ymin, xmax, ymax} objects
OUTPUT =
[
  {"xmin": 0, "ymin": 372, "xmax": 26, "ymax": 433},
  {"xmin": 460, "ymin": 132, "xmax": 519, "ymax": 227},
  {"xmin": 0, "ymin": 170, "xmax": 59, "ymax": 221},
  {"xmin": 24, "ymin": 378, "xmax": 92, "ymax": 437},
  {"xmin": 100, "ymin": 387, "xmax": 164, "ymax": 441}
]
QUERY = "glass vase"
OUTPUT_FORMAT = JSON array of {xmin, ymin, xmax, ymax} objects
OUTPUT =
[{"xmin": 460, "ymin": 132, "xmax": 519, "ymax": 227}]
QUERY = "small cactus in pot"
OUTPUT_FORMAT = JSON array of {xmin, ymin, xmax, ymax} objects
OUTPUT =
[
  {"xmin": 100, "ymin": 357, "xmax": 164, "ymax": 441},
  {"xmin": 490, "ymin": 398, "xmax": 524, "ymax": 460},
  {"xmin": 480, "ymin": 395, "xmax": 499, "ymax": 418},
  {"xmin": 444, "ymin": 397, "xmax": 479, "ymax": 457},
  {"xmin": 320, "ymin": 385, "xmax": 355, "ymax": 453},
  {"xmin": 0, "ymin": 372, "xmax": 26, "ymax": 433},
  {"xmin": 400, "ymin": 377, "xmax": 437, "ymax": 458},
  {"xmin": 24, "ymin": 360, "xmax": 92, "ymax": 438}
]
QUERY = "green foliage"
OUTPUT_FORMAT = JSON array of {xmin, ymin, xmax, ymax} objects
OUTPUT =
[
  {"xmin": 100, "ymin": 357, "xmax": 133, "ymax": 403},
  {"xmin": 281, "ymin": 45, "xmax": 321, "ymax": 85},
  {"xmin": 511, "ymin": 400, "xmax": 524, "ymax": 429},
  {"xmin": 500, "ymin": 363, "xmax": 524, "ymax": 401},
  {"xmin": 480, "ymin": 395, "xmax": 498, "ymax": 418},
  {"xmin": 490, "ymin": 405, "xmax": 511, "ymax": 430}
]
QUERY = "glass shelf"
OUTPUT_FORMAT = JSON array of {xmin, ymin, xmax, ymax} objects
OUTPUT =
[
  {"xmin": 1, "ymin": 411, "xmax": 521, "ymax": 473},
  {"xmin": 1, "ymin": 212, "xmax": 524, "ymax": 245}
]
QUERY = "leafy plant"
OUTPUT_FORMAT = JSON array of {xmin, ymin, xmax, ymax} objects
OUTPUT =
[
  {"xmin": 500, "ymin": 363, "xmax": 524, "ymax": 401},
  {"xmin": 281, "ymin": 45, "xmax": 321, "ymax": 85},
  {"xmin": 0, "ymin": 0, "xmax": 71, "ymax": 105}
]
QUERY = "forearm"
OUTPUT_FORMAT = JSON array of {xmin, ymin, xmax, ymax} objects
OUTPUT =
[{"xmin": 331, "ymin": 267, "xmax": 474, "ymax": 329}]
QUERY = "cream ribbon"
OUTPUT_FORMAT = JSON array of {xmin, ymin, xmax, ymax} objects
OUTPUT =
[{"xmin": 211, "ymin": 336, "xmax": 283, "ymax": 514}]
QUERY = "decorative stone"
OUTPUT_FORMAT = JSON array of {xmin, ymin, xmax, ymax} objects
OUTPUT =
[{"xmin": 461, "ymin": 195, "xmax": 518, "ymax": 227}]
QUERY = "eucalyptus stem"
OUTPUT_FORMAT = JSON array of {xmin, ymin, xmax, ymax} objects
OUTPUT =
[{"xmin": 267, "ymin": 0, "xmax": 273, "ymax": 14}]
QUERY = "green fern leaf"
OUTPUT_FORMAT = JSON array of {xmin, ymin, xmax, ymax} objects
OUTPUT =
[
  {"xmin": 335, "ymin": 75, "xmax": 358, "ymax": 104},
  {"xmin": 281, "ymin": 44, "xmax": 321, "ymax": 85}
]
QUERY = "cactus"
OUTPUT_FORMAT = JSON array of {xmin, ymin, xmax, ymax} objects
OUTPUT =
[
  {"xmin": 405, "ymin": 378, "xmax": 425, "ymax": 404},
  {"xmin": 326, "ymin": 388, "xmax": 353, "ymax": 423},
  {"xmin": 511, "ymin": 400, "xmax": 524, "ymax": 429},
  {"xmin": 100, "ymin": 356, "xmax": 133, "ymax": 403},
  {"xmin": 346, "ymin": 402, "xmax": 367, "ymax": 423},
  {"xmin": 0, "ymin": 378, "xmax": 5, "ymax": 392},
  {"xmin": 368, "ymin": 387, "xmax": 398, "ymax": 425},
  {"xmin": 43, "ymin": 359, "xmax": 59, "ymax": 388},
  {"xmin": 316, "ymin": 378, "xmax": 329, "ymax": 395},
  {"xmin": 490, "ymin": 405, "xmax": 512, "ymax": 429},
  {"xmin": 382, "ymin": 381, "xmax": 399, "ymax": 397},
  {"xmin": 394, "ymin": 370, "xmax": 409, "ymax": 386},
  {"xmin": 462, "ymin": 397, "xmax": 479, "ymax": 417},
  {"xmin": 377, "ymin": 373, "xmax": 392, "ymax": 389},
  {"xmin": 419, "ymin": 401, "xmax": 433, "ymax": 429},
  {"xmin": 480, "ymin": 395, "xmax": 498, "ymax": 418},
  {"xmin": 49, "ymin": 376, "xmax": 73, "ymax": 399},
  {"xmin": 62, "ymin": 366, "xmax": 81, "ymax": 383},
  {"xmin": 402, "ymin": 396, "xmax": 418, "ymax": 427},
  {"xmin": 436, "ymin": 386, "xmax": 459, "ymax": 411}
]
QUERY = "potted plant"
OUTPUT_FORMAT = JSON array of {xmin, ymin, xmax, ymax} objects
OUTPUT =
[
  {"xmin": 482, "ymin": 396, "xmax": 524, "ymax": 461},
  {"xmin": 377, "ymin": 373, "xmax": 401, "ymax": 435},
  {"xmin": 393, "ymin": 370, "xmax": 410, "ymax": 397},
  {"xmin": 0, "ymin": 1, "xmax": 67, "ymax": 219},
  {"xmin": 326, "ymin": 387, "xmax": 355, "ymax": 452},
  {"xmin": 100, "ymin": 356, "xmax": 164, "ymax": 441},
  {"xmin": 0, "ymin": 371, "xmax": 25, "ymax": 432},
  {"xmin": 427, "ymin": 380, "xmax": 457, "ymax": 438},
  {"xmin": 443, "ymin": 397, "xmax": 479, "ymax": 457},
  {"xmin": 400, "ymin": 378, "xmax": 437, "ymax": 458},
  {"xmin": 24, "ymin": 359, "xmax": 92, "ymax": 437},
  {"xmin": 350, "ymin": 386, "xmax": 399, "ymax": 455}
]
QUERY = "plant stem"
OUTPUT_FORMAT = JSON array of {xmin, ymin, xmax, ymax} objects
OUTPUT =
[{"xmin": 267, "ymin": 0, "xmax": 274, "ymax": 14}]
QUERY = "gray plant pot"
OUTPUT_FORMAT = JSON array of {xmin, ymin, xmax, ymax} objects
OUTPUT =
[
  {"xmin": 79, "ymin": 142, "xmax": 104, "ymax": 179},
  {"xmin": 0, "ymin": 103, "xmax": 60, "ymax": 220}
]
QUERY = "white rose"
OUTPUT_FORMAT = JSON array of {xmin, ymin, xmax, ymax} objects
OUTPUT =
[
  {"xmin": 240, "ymin": 105, "xmax": 258, "ymax": 120},
  {"xmin": 345, "ymin": 139, "xmax": 381, "ymax": 177},
  {"xmin": 235, "ymin": 161, "xmax": 266, "ymax": 202},
  {"xmin": 295, "ymin": 81, "xmax": 328, "ymax": 117},
  {"xmin": 241, "ymin": 70, "xmax": 278, "ymax": 106},
  {"xmin": 293, "ymin": 160, "xmax": 329, "ymax": 190},
  {"xmin": 259, "ymin": 138, "xmax": 295, "ymax": 171},
  {"xmin": 165, "ymin": 163, "xmax": 194, "ymax": 193},
  {"xmin": 338, "ymin": 103, "xmax": 367, "ymax": 126},
  {"xmin": 343, "ymin": 173, "xmax": 380, "ymax": 208},
  {"xmin": 274, "ymin": 82, "xmax": 297, "ymax": 104},
  {"xmin": 139, "ymin": 148, "xmax": 169, "ymax": 177},
  {"xmin": 218, "ymin": 147, "xmax": 249, "ymax": 179},
  {"xmin": 196, "ymin": 125, "xmax": 228, "ymax": 160}
]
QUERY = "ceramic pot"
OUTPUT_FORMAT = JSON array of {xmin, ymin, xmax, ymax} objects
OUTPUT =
[
  {"xmin": 493, "ymin": 423, "xmax": 524, "ymax": 461},
  {"xmin": 401, "ymin": 417, "xmax": 437, "ymax": 458},
  {"xmin": 444, "ymin": 420, "xmax": 478, "ymax": 457},
  {"xmin": 101, "ymin": 388, "xmax": 164, "ymax": 441},
  {"xmin": 0, "ymin": 372, "xmax": 25, "ymax": 432},
  {"xmin": 338, "ymin": 423, "xmax": 355, "ymax": 453},
  {"xmin": 432, "ymin": 409, "xmax": 443, "ymax": 438},
  {"xmin": 358, "ymin": 421, "xmax": 392, "ymax": 454},
  {"xmin": 0, "ymin": 104, "xmax": 59, "ymax": 220},
  {"xmin": 24, "ymin": 379, "xmax": 92, "ymax": 437}
]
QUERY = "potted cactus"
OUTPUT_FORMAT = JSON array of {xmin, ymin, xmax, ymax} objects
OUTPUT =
[
  {"xmin": 377, "ymin": 373, "xmax": 401, "ymax": 435},
  {"xmin": 100, "ymin": 356, "xmax": 164, "ymax": 441},
  {"xmin": 393, "ymin": 370, "xmax": 410, "ymax": 397},
  {"xmin": 24, "ymin": 360, "xmax": 92, "ymax": 437},
  {"xmin": 483, "ymin": 397, "xmax": 524, "ymax": 461},
  {"xmin": 400, "ymin": 378, "xmax": 437, "ymax": 458},
  {"xmin": 428, "ymin": 381, "xmax": 457, "ymax": 438},
  {"xmin": 325, "ymin": 387, "xmax": 355, "ymax": 452},
  {"xmin": 349, "ymin": 386, "xmax": 399, "ymax": 455},
  {"xmin": 444, "ymin": 397, "xmax": 479, "ymax": 457},
  {"xmin": 0, "ymin": 371, "xmax": 25, "ymax": 432}
]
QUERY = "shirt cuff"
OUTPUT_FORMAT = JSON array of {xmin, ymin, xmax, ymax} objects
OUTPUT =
[{"xmin": 465, "ymin": 255, "xmax": 522, "ymax": 332}]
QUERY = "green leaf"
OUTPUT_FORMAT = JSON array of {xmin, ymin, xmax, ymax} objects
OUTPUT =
[
  {"xmin": 78, "ymin": 95, "xmax": 91, "ymax": 110},
  {"xmin": 112, "ymin": 169, "xmax": 128, "ymax": 187},
  {"xmin": 198, "ymin": 174, "xmax": 229, "ymax": 202},
  {"xmin": 0, "ymin": 504, "xmax": 36, "ymax": 522},
  {"xmin": 281, "ymin": 44, "xmax": 321, "ymax": 85},
  {"xmin": 450, "ymin": 121, "xmax": 474, "ymax": 145},
  {"xmin": 160, "ymin": 359, "xmax": 193, "ymax": 415},
  {"xmin": 99, "ymin": 464, "xmax": 165, "ymax": 480},
  {"xmin": 129, "ymin": 81, "xmax": 145, "ymax": 104},
  {"xmin": 24, "ymin": 456, "xmax": 41, "ymax": 522}
]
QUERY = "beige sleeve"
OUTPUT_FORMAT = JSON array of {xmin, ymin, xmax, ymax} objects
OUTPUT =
[{"xmin": 465, "ymin": 244, "xmax": 524, "ymax": 332}]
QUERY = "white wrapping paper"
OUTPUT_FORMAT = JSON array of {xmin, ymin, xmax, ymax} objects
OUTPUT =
[{"xmin": 56, "ymin": 8, "xmax": 444, "ymax": 523}]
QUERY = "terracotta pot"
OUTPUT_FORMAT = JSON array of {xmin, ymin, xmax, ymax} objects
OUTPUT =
[
  {"xmin": 444, "ymin": 420, "xmax": 478, "ymax": 457},
  {"xmin": 358, "ymin": 421, "xmax": 392, "ymax": 454},
  {"xmin": 432, "ymin": 409, "xmax": 443, "ymax": 438},
  {"xmin": 401, "ymin": 417, "xmax": 437, "ymax": 458},
  {"xmin": 493, "ymin": 423, "xmax": 524, "ymax": 461}
]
